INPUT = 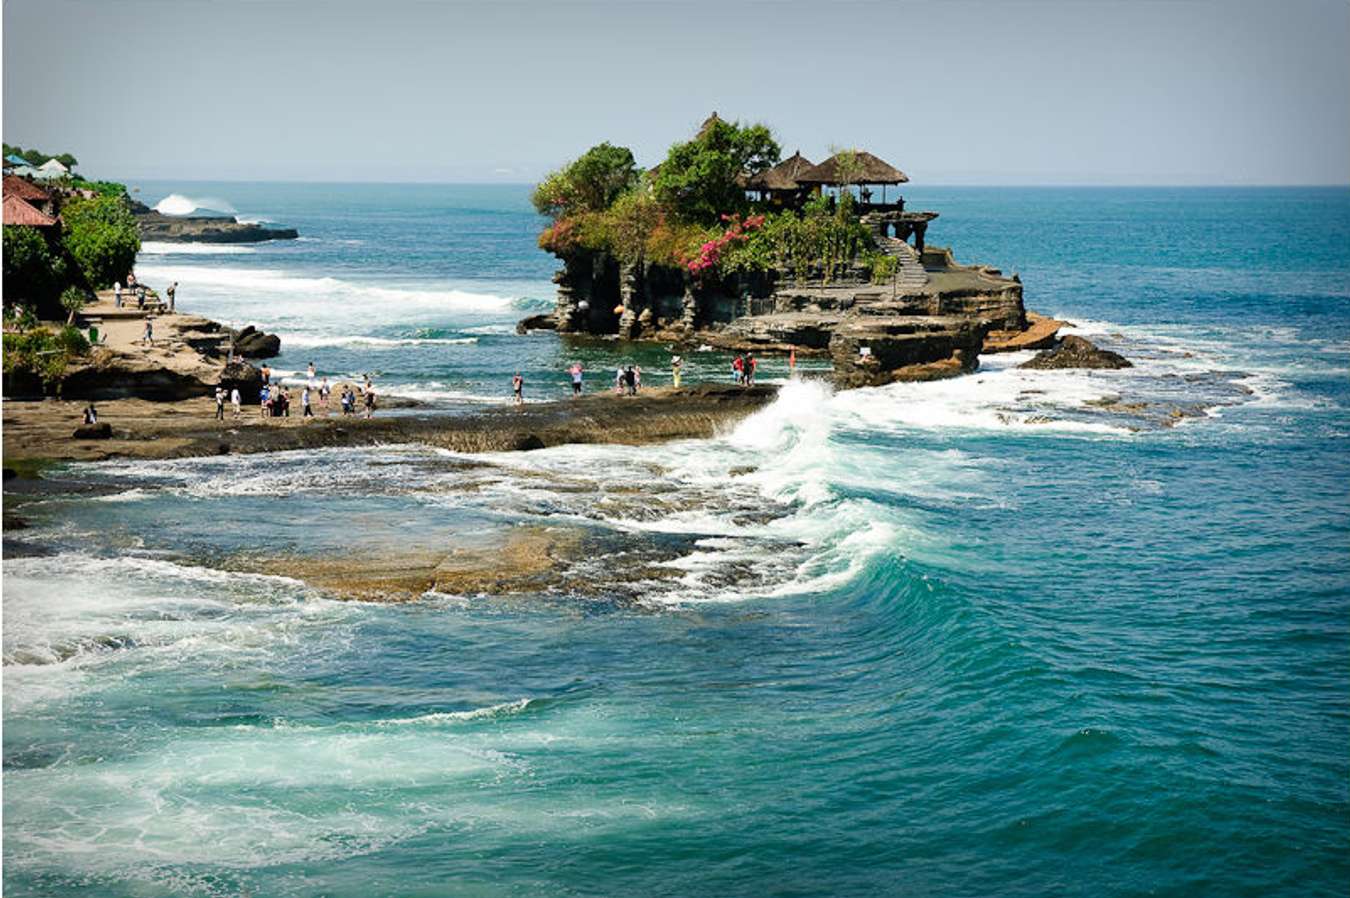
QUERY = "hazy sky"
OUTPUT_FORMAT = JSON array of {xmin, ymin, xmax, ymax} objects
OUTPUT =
[{"xmin": 4, "ymin": 0, "xmax": 1348, "ymax": 184}]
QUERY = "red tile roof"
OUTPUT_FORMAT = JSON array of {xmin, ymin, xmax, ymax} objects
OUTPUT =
[
  {"xmin": 3, "ymin": 194, "xmax": 59, "ymax": 227},
  {"xmin": 3, "ymin": 174, "xmax": 50, "ymax": 203}
]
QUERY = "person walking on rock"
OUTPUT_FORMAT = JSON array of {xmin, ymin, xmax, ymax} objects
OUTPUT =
[
  {"xmin": 512, "ymin": 372, "xmax": 524, "ymax": 405},
  {"xmin": 113, "ymin": 281, "xmax": 122, "ymax": 309},
  {"xmin": 142, "ymin": 318, "xmax": 154, "ymax": 345},
  {"xmin": 231, "ymin": 387, "xmax": 241, "ymax": 419},
  {"xmin": 166, "ymin": 282, "xmax": 177, "ymax": 312},
  {"xmin": 570, "ymin": 363, "xmax": 583, "ymax": 396},
  {"xmin": 214, "ymin": 387, "xmax": 226, "ymax": 421}
]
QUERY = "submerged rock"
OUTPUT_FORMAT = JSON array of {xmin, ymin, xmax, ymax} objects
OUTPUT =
[{"xmin": 1020, "ymin": 335, "xmax": 1132, "ymax": 370}]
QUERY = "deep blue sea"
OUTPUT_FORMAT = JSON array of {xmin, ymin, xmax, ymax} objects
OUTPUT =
[{"xmin": 4, "ymin": 184, "xmax": 1348, "ymax": 897}]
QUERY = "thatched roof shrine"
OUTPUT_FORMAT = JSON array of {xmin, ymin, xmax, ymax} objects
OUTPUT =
[{"xmin": 796, "ymin": 151, "xmax": 909, "ymax": 186}]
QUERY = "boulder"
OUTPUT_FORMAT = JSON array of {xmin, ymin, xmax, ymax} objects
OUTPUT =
[
  {"xmin": 72, "ymin": 422, "xmax": 112, "ymax": 440},
  {"xmin": 1019, "ymin": 335, "xmax": 1132, "ymax": 370},
  {"xmin": 515, "ymin": 313, "xmax": 558, "ymax": 335},
  {"xmin": 218, "ymin": 360, "xmax": 265, "ymax": 403},
  {"xmin": 829, "ymin": 316, "xmax": 986, "ymax": 388},
  {"xmin": 233, "ymin": 328, "xmax": 281, "ymax": 359}
]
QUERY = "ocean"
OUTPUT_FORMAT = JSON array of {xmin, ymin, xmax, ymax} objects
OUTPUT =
[{"xmin": 3, "ymin": 184, "xmax": 1348, "ymax": 897}]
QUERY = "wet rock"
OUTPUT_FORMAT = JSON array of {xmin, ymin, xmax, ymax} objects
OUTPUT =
[
  {"xmin": 1020, "ymin": 335, "xmax": 1132, "ymax": 370},
  {"xmin": 516, "ymin": 313, "xmax": 558, "ymax": 334},
  {"xmin": 829, "ymin": 316, "xmax": 986, "ymax": 388},
  {"xmin": 136, "ymin": 211, "xmax": 298, "ymax": 244}
]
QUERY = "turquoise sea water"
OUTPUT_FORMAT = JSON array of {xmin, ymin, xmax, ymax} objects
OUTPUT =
[{"xmin": 4, "ymin": 185, "xmax": 1348, "ymax": 897}]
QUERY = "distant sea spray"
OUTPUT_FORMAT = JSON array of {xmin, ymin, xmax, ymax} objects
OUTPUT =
[{"xmin": 152, "ymin": 193, "xmax": 238, "ymax": 217}]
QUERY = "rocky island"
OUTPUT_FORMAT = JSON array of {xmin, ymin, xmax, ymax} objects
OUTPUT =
[
  {"xmin": 522, "ymin": 114, "xmax": 1104, "ymax": 385},
  {"xmin": 131, "ymin": 201, "xmax": 299, "ymax": 243}
]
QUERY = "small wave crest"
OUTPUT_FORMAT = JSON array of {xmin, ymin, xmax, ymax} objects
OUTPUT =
[{"xmin": 152, "ymin": 193, "xmax": 238, "ymax": 217}]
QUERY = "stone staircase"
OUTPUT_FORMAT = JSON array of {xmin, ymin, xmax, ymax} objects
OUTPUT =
[{"xmin": 877, "ymin": 236, "xmax": 929, "ymax": 290}]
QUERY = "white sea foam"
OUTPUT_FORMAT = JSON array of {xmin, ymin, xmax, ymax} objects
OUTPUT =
[
  {"xmin": 281, "ymin": 334, "xmax": 479, "ymax": 349},
  {"xmin": 139, "ymin": 241, "xmax": 258, "ymax": 255},
  {"xmin": 152, "ymin": 193, "xmax": 237, "ymax": 216}
]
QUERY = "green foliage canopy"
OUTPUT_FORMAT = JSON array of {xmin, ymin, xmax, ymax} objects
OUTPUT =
[
  {"xmin": 532, "ymin": 142, "xmax": 640, "ymax": 217},
  {"xmin": 60, "ymin": 195, "xmax": 141, "ymax": 290},
  {"xmin": 3, "ymin": 226, "xmax": 67, "ymax": 307},
  {"xmin": 652, "ymin": 119, "xmax": 780, "ymax": 224}
]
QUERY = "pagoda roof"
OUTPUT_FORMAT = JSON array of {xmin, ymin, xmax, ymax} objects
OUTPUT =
[
  {"xmin": 796, "ymin": 150, "xmax": 909, "ymax": 185},
  {"xmin": 746, "ymin": 151, "xmax": 815, "ymax": 191}
]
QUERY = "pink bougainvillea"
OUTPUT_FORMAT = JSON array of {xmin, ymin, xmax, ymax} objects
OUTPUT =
[{"xmin": 681, "ymin": 214, "xmax": 765, "ymax": 275}]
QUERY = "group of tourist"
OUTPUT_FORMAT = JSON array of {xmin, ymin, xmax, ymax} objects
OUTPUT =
[
  {"xmin": 732, "ymin": 353, "xmax": 758, "ymax": 385},
  {"xmin": 211, "ymin": 362, "xmax": 376, "ymax": 424},
  {"xmin": 213, "ymin": 386, "xmax": 243, "ymax": 420},
  {"xmin": 543, "ymin": 350, "xmax": 764, "ymax": 403}
]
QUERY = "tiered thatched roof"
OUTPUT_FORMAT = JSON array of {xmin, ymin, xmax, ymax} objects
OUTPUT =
[
  {"xmin": 796, "ymin": 151, "xmax": 909, "ymax": 185},
  {"xmin": 746, "ymin": 151, "xmax": 815, "ymax": 192}
]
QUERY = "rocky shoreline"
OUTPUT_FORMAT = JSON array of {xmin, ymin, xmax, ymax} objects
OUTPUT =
[
  {"xmin": 133, "ymin": 209, "xmax": 298, "ymax": 243},
  {"xmin": 1, "ymin": 384, "xmax": 779, "ymax": 465}
]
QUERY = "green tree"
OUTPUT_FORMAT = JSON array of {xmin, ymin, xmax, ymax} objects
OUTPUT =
[
  {"xmin": 532, "ymin": 142, "xmax": 639, "ymax": 217},
  {"xmin": 653, "ymin": 118, "xmax": 780, "ymax": 224},
  {"xmin": 61, "ymin": 195, "xmax": 141, "ymax": 290},
  {"xmin": 61, "ymin": 286, "xmax": 89, "ymax": 326},
  {"xmin": 3, "ymin": 226, "xmax": 66, "ymax": 309},
  {"xmin": 54, "ymin": 153, "xmax": 79, "ymax": 169},
  {"xmin": 606, "ymin": 191, "xmax": 663, "ymax": 264}
]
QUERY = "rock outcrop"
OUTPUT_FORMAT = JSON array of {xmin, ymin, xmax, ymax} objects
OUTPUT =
[
  {"xmin": 516, "ymin": 313, "xmax": 558, "ymax": 334},
  {"xmin": 72, "ymin": 422, "xmax": 112, "ymax": 440},
  {"xmin": 543, "ymin": 237, "xmax": 1035, "ymax": 386},
  {"xmin": 1020, "ymin": 335, "xmax": 1132, "ymax": 370},
  {"xmin": 829, "ymin": 316, "xmax": 986, "ymax": 388},
  {"xmin": 135, "ymin": 211, "xmax": 298, "ymax": 244},
  {"xmin": 232, "ymin": 326, "xmax": 282, "ymax": 359},
  {"xmin": 985, "ymin": 312, "xmax": 1065, "ymax": 352},
  {"xmin": 218, "ymin": 360, "xmax": 265, "ymax": 403}
]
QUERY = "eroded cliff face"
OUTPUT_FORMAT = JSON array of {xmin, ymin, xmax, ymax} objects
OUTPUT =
[{"xmin": 540, "ymin": 243, "xmax": 1028, "ymax": 388}]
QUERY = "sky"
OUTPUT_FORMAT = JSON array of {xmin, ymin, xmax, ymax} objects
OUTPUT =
[{"xmin": 3, "ymin": 0, "xmax": 1348, "ymax": 185}]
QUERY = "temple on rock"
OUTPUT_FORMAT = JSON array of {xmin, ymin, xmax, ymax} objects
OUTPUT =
[{"xmin": 528, "ymin": 114, "xmax": 1054, "ymax": 386}]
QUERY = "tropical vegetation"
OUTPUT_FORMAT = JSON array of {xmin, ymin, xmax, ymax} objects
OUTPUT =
[{"xmin": 533, "ymin": 118, "xmax": 885, "ymax": 284}]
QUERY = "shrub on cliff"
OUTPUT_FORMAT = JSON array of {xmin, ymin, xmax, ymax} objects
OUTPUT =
[
  {"xmin": 61, "ymin": 195, "xmax": 140, "ymax": 290},
  {"xmin": 2, "ymin": 326, "xmax": 89, "ymax": 386},
  {"xmin": 652, "ymin": 118, "xmax": 779, "ymax": 225},
  {"xmin": 532, "ymin": 142, "xmax": 640, "ymax": 217},
  {"xmin": 721, "ymin": 194, "xmax": 874, "ymax": 283}
]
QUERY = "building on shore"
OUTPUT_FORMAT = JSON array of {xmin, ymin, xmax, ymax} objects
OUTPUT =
[
  {"xmin": 3, "ymin": 194, "xmax": 59, "ymax": 228},
  {"xmin": 35, "ymin": 158, "xmax": 70, "ymax": 180}
]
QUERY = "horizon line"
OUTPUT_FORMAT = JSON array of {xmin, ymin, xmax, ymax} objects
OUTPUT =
[{"xmin": 109, "ymin": 178, "xmax": 1350, "ymax": 190}]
